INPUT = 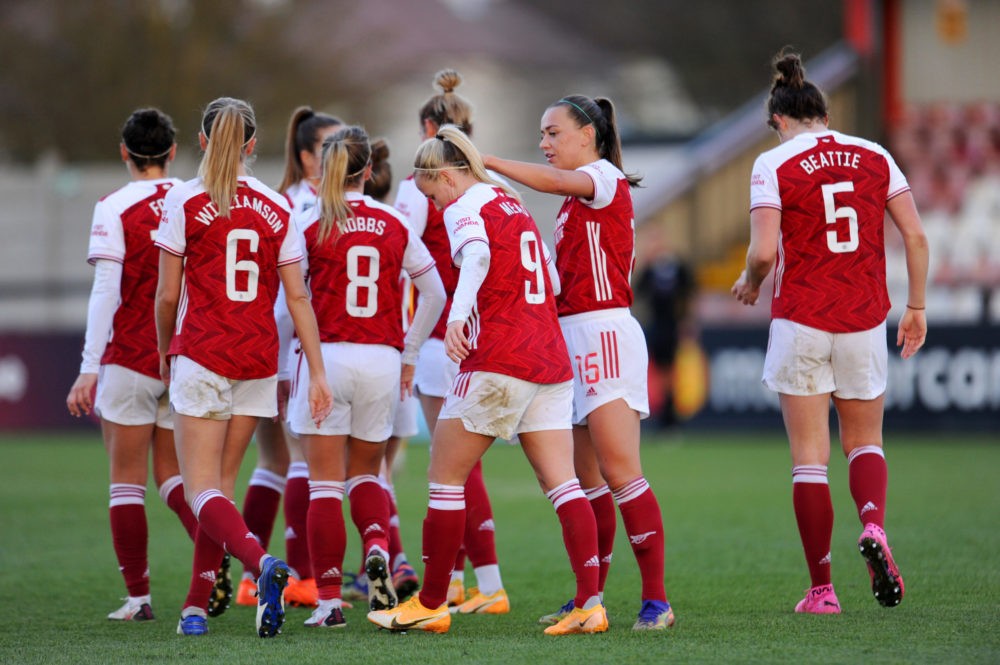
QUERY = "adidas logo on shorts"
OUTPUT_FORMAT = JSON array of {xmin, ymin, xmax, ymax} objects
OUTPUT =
[{"xmin": 586, "ymin": 387, "xmax": 597, "ymax": 397}]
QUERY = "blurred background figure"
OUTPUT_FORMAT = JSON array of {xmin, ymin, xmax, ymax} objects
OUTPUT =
[{"xmin": 634, "ymin": 227, "xmax": 695, "ymax": 430}]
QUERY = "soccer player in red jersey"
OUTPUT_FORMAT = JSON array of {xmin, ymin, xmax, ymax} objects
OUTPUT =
[
  {"xmin": 286, "ymin": 126, "xmax": 445, "ymax": 628},
  {"xmin": 393, "ymin": 69, "xmax": 511, "ymax": 613},
  {"xmin": 484, "ymin": 96, "xmax": 675, "ymax": 630},
  {"xmin": 154, "ymin": 97, "xmax": 332, "ymax": 637},
  {"xmin": 731, "ymin": 50, "xmax": 928, "ymax": 614},
  {"xmin": 66, "ymin": 108, "xmax": 201, "ymax": 623},
  {"xmin": 365, "ymin": 138, "xmax": 422, "ymax": 601},
  {"xmin": 368, "ymin": 126, "xmax": 605, "ymax": 636},
  {"xmin": 236, "ymin": 106, "xmax": 343, "ymax": 610}
]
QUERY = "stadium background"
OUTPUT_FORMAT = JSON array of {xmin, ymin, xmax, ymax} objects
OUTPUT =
[{"xmin": 0, "ymin": 0, "xmax": 996, "ymax": 433}]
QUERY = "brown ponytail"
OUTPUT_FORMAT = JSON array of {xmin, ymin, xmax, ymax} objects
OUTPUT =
[{"xmin": 766, "ymin": 49, "xmax": 828, "ymax": 129}]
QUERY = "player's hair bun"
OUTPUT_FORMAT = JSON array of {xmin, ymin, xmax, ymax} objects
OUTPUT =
[
  {"xmin": 434, "ymin": 69, "xmax": 462, "ymax": 94},
  {"xmin": 773, "ymin": 51, "xmax": 806, "ymax": 89}
]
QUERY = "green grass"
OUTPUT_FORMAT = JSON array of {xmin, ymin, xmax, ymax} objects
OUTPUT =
[{"xmin": 0, "ymin": 430, "xmax": 998, "ymax": 664}]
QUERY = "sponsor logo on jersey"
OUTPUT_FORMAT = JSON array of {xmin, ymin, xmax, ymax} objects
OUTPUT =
[{"xmin": 751, "ymin": 173, "xmax": 766, "ymax": 187}]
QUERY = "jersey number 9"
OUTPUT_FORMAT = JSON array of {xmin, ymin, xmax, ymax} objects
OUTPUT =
[{"xmin": 520, "ymin": 231, "xmax": 546, "ymax": 304}]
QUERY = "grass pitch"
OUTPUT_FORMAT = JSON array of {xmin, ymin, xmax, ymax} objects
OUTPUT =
[{"xmin": 0, "ymin": 429, "xmax": 997, "ymax": 664}]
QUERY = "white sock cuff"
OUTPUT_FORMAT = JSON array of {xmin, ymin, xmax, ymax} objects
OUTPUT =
[
  {"xmin": 249, "ymin": 468, "xmax": 287, "ymax": 492},
  {"xmin": 612, "ymin": 476, "xmax": 650, "ymax": 505},
  {"xmin": 848, "ymin": 445, "xmax": 885, "ymax": 464},
  {"xmin": 792, "ymin": 464, "xmax": 829, "ymax": 484},
  {"xmin": 346, "ymin": 474, "xmax": 380, "ymax": 495},
  {"xmin": 109, "ymin": 483, "xmax": 146, "ymax": 507},
  {"xmin": 287, "ymin": 461, "xmax": 310, "ymax": 480},
  {"xmin": 308, "ymin": 480, "xmax": 345, "ymax": 500},
  {"xmin": 546, "ymin": 479, "xmax": 585, "ymax": 510},
  {"xmin": 191, "ymin": 489, "xmax": 226, "ymax": 519},
  {"xmin": 428, "ymin": 483, "xmax": 465, "ymax": 511},
  {"xmin": 157, "ymin": 475, "xmax": 183, "ymax": 503},
  {"xmin": 584, "ymin": 484, "xmax": 611, "ymax": 501}
]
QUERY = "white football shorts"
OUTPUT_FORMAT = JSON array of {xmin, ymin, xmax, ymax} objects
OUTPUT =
[
  {"xmin": 559, "ymin": 307, "xmax": 650, "ymax": 425},
  {"xmin": 439, "ymin": 371, "xmax": 572, "ymax": 441},
  {"xmin": 392, "ymin": 391, "xmax": 420, "ymax": 439},
  {"xmin": 95, "ymin": 364, "xmax": 172, "ymax": 429},
  {"xmin": 763, "ymin": 318, "xmax": 888, "ymax": 399},
  {"xmin": 169, "ymin": 355, "xmax": 277, "ymax": 420},
  {"xmin": 414, "ymin": 337, "xmax": 459, "ymax": 399},
  {"xmin": 289, "ymin": 342, "xmax": 400, "ymax": 441}
]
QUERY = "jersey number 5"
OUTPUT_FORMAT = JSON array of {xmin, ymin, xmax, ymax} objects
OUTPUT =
[
  {"xmin": 821, "ymin": 182, "xmax": 859, "ymax": 253},
  {"xmin": 226, "ymin": 229, "xmax": 260, "ymax": 302}
]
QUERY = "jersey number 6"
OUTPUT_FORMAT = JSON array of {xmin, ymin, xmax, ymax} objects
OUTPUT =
[{"xmin": 225, "ymin": 229, "xmax": 260, "ymax": 302}]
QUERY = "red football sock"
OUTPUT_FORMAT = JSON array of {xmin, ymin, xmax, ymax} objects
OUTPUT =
[
  {"xmin": 463, "ymin": 460, "xmax": 498, "ymax": 567},
  {"xmin": 547, "ymin": 480, "xmax": 600, "ymax": 607},
  {"xmin": 452, "ymin": 547, "xmax": 467, "ymax": 578},
  {"xmin": 109, "ymin": 484, "xmax": 149, "ymax": 597},
  {"xmin": 285, "ymin": 462, "xmax": 312, "ymax": 579},
  {"xmin": 192, "ymin": 490, "xmax": 267, "ymax": 577},
  {"xmin": 347, "ymin": 475, "xmax": 390, "ymax": 557},
  {"xmin": 382, "ymin": 479, "xmax": 404, "ymax": 569},
  {"xmin": 418, "ymin": 484, "xmax": 465, "ymax": 609},
  {"xmin": 792, "ymin": 465, "xmax": 833, "ymax": 587},
  {"xmin": 307, "ymin": 481, "xmax": 346, "ymax": 602},
  {"xmin": 183, "ymin": 523, "xmax": 224, "ymax": 611},
  {"xmin": 242, "ymin": 468, "xmax": 284, "ymax": 550},
  {"xmin": 613, "ymin": 477, "xmax": 667, "ymax": 602},
  {"xmin": 159, "ymin": 475, "xmax": 198, "ymax": 541},
  {"xmin": 848, "ymin": 446, "xmax": 887, "ymax": 528},
  {"xmin": 585, "ymin": 484, "xmax": 616, "ymax": 593}
]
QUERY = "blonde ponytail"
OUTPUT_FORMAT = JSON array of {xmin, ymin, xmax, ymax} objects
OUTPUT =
[
  {"xmin": 197, "ymin": 97, "xmax": 256, "ymax": 218},
  {"xmin": 317, "ymin": 126, "xmax": 371, "ymax": 243}
]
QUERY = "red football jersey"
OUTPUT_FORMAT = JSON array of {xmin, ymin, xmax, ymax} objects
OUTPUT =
[
  {"xmin": 88, "ymin": 178, "xmax": 180, "ymax": 378},
  {"xmin": 394, "ymin": 176, "xmax": 458, "ymax": 340},
  {"xmin": 444, "ymin": 183, "xmax": 572, "ymax": 384},
  {"xmin": 749, "ymin": 130, "xmax": 910, "ymax": 332},
  {"xmin": 553, "ymin": 159, "xmax": 636, "ymax": 317},
  {"xmin": 299, "ymin": 192, "xmax": 436, "ymax": 349},
  {"xmin": 155, "ymin": 176, "xmax": 301, "ymax": 380}
]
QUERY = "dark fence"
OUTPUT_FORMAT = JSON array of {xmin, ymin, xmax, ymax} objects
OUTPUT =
[
  {"xmin": 1, "ymin": 326, "xmax": 997, "ymax": 432},
  {"xmin": 685, "ymin": 324, "xmax": 1000, "ymax": 432}
]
